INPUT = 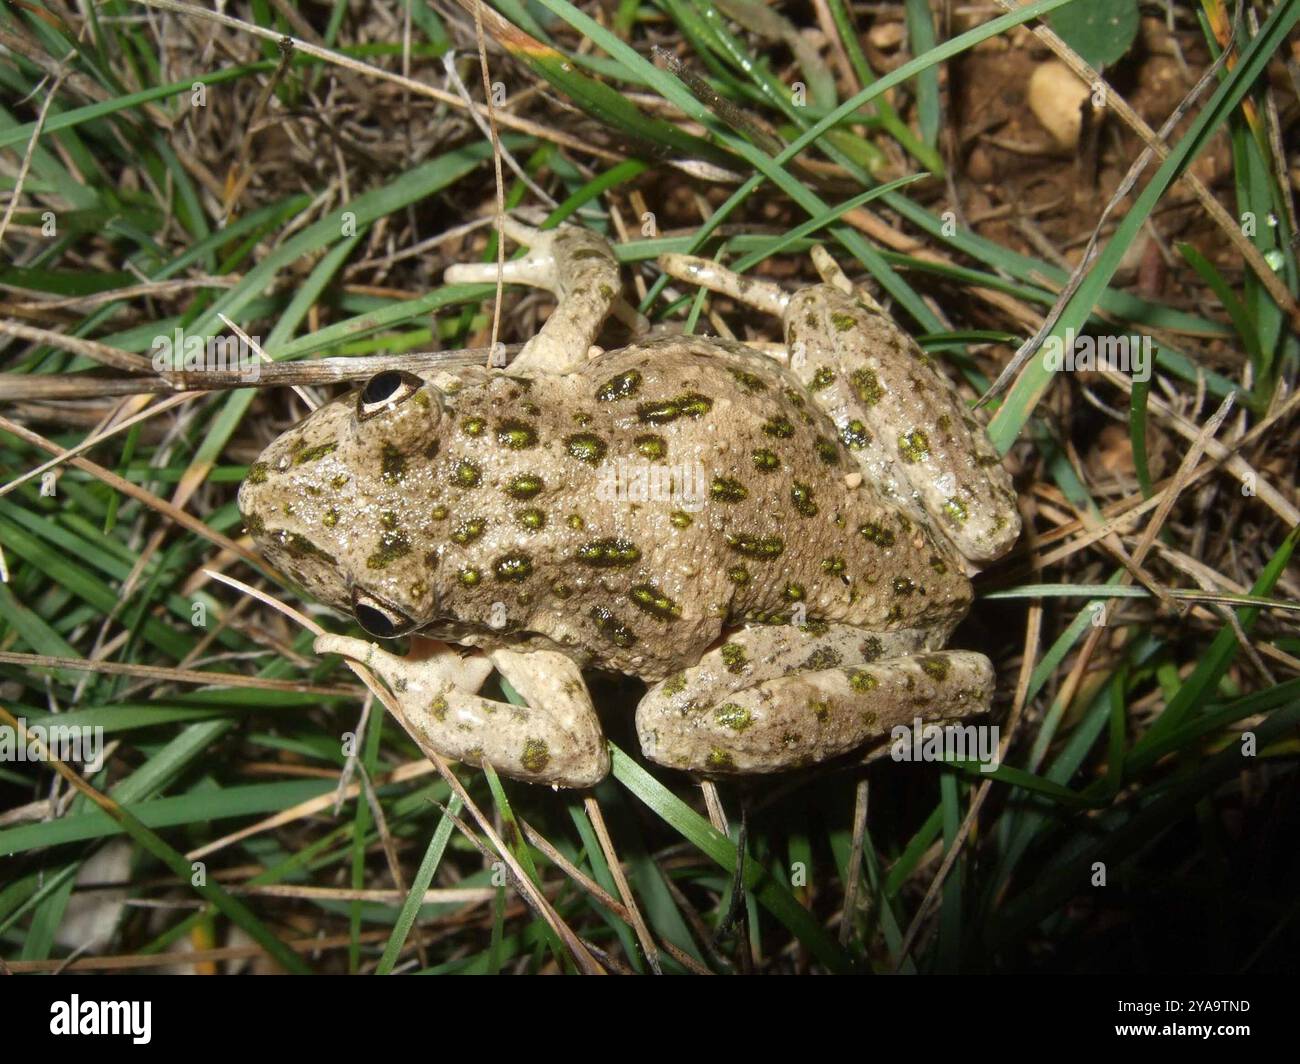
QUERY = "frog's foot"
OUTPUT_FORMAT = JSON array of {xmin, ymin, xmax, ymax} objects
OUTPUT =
[
  {"xmin": 444, "ymin": 217, "xmax": 643, "ymax": 375},
  {"xmin": 634, "ymin": 621, "xmax": 987, "ymax": 770},
  {"xmin": 315, "ymin": 634, "xmax": 608, "ymax": 787}
]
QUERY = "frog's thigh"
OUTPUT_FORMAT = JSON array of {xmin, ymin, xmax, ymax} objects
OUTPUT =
[
  {"xmin": 315, "ymin": 635, "xmax": 608, "ymax": 787},
  {"xmin": 636, "ymin": 642, "xmax": 993, "ymax": 775},
  {"xmin": 783, "ymin": 283, "xmax": 1021, "ymax": 564},
  {"xmin": 641, "ymin": 623, "xmax": 931, "ymax": 721}
]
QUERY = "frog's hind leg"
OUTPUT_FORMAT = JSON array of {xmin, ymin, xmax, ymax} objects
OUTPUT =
[
  {"xmin": 636, "ymin": 625, "xmax": 993, "ymax": 775},
  {"xmin": 315, "ymin": 634, "xmax": 608, "ymax": 787},
  {"xmin": 445, "ymin": 218, "xmax": 643, "ymax": 375}
]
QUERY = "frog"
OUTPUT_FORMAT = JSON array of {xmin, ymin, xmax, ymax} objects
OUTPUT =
[{"xmin": 237, "ymin": 216, "xmax": 1020, "ymax": 788}]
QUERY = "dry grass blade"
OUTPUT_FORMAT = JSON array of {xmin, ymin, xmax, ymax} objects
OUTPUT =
[
  {"xmin": 584, "ymin": 795, "xmax": 663, "ymax": 973},
  {"xmin": 0, "ymin": 650, "xmax": 361, "ymax": 696},
  {"xmin": 0, "ymin": 415, "xmax": 259, "ymax": 564},
  {"xmin": 126, "ymin": 0, "xmax": 624, "ymax": 161},
  {"xmin": 0, "ymin": 319, "xmax": 153, "ymax": 374}
]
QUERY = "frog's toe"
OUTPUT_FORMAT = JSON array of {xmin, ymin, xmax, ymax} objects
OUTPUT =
[
  {"xmin": 657, "ymin": 253, "xmax": 789, "ymax": 316},
  {"xmin": 809, "ymin": 244, "xmax": 854, "ymax": 295}
]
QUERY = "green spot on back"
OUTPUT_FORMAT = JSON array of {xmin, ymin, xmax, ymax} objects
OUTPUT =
[
  {"xmin": 367, "ymin": 530, "xmax": 410, "ymax": 570},
  {"xmin": 847, "ymin": 669, "xmax": 878, "ymax": 693},
  {"xmin": 451, "ymin": 460, "xmax": 481, "ymax": 488},
  {"xmin": 898, "ymin": 430, "xmax": 931, "ymax": 463},
  {"xmin": 859, "ymin": 522, "xmax": 896, "ymax": 547},
  {"xmin": 920, "ymin": 656, "xmax": 950, "ymax": 681},
  {"xmin": 728, "ymin": 367, "xmax": 768, "ymax": 393},
  {"xmin": 720, "ymin": 643, "xmax": 747, "ymax": 673},
  {"xmin": 565, "ymin": 433, "xmax": 607, "ymax": 464},
  {"xmin": 763, "ymin": 416, "xmax": 795, "ymax": 438},
  {"xmin": 494, "ymin": 554, "xmax": 533, "ymax": 581},
  {"xmin": 294, "ymin": 441, "xmax": 337, "ymax": 465},
  {"xmin": 791, "ymin": 481, "xmax": 818, "ymax": 517},
  {"xmin": 706, "ymin": 748, "xmax": 735, "ymax": 770},
  {"xmin": 516, "ymin": 508, "xmax": 545, "ymax": 531},
  {"xmin": 590, "ymin": 605, "xmax": 636, "ymax": 648},
  {"xmin": 710, "ymin": 476, "xmax": 748, "ymax": 503},
  {"xmin": 576, "ymin": 538, "xmax": 641, "ymax": 567},
  {"xmin": 724, "ymin": 533, "xmax": 784, "ymax": 558},
  {"xmin": 850, "ymin": 368, "xmax": 883, "ymax": 405},
  {"xmin": 628, "ymin": 583, "xmax": 681, "ymax": 620},
  {"xmin": 636, "ymin": 392, "xmax": 713, "ymax": 425},
  {"xmin": 715, "ymin": 704, "xmax": 752, "ymax": 731},
  {"xmin": 450, "ymin": 517, "xmax": 487, "ymax": 545},
  {"xmin": 839, "ymin": 420, "xmax": 871, "ymax": 449},
  {"xmin": 596, "ymin": 370, "xmax": 642, "ymax": 401},
  {"xmin": 505, "ymin": 473, "xmax": 543, "ymax": 499},
  {"xmin": 635, "ymin": 434, "xmax": 666, "ymax": 460},
  {"xmin": 496, "ymin": 419, "xmax": 538, "ymax": 449}
]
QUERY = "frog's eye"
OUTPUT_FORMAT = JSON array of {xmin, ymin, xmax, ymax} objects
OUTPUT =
[
  {"xmin": 357, "ymin": 370, "xmax": 424, "ymax": 422},
  {"xmin": 351, "ymin": 588, "xmax": 415, "ymax": 638}
]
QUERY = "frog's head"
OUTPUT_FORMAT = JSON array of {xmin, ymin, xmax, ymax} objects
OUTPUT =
[{"xmin": 238, "ymin": 370, "xmax": 450, "ymax": 638}]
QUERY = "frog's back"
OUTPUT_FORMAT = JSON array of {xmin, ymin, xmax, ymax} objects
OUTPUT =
[{"xmin": 426, "ymin": 337, "xmax": 970, "ymax": 681}]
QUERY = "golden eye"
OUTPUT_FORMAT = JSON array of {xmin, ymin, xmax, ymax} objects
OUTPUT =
[
  {"xmin": 350, "ymin": 587, "xmax": 415, "ymax": 638},
  {"xmin": 356, "ymin": 370, "xmax": 424, "ymax": 422}
]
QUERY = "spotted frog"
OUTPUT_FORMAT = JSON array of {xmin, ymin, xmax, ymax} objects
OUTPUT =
[{"xmin": 238, "ymin": 218, "xmax": 1020, "ymax": 787}]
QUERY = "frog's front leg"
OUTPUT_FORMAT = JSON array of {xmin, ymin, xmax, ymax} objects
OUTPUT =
[
  {"xmin": 444, "ymin": 216, "xmax": 642, "ymax": 376},
  {"xmin": 315, "ymin": 634, "xmax": 608, "ymax": 787},
  {"xmin": 659, "ymin": 249, "xmax": 1021, "ymax": 566},
  {"xmin": 636, "ymin": 626, "xmax": 993, "ymax": 774}
]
